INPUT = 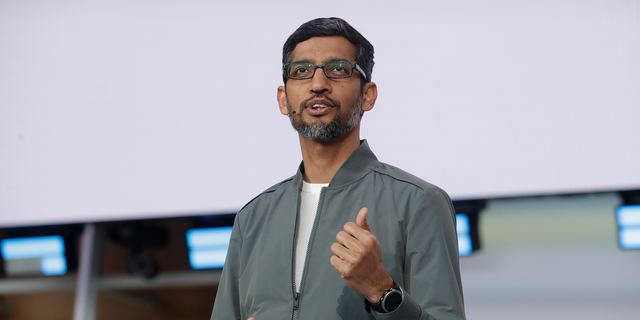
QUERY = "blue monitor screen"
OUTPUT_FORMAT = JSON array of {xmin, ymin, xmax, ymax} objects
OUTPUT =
[
  {"xmin": 1, "ymin": 235, "xmax": 67, "ymax": 276},
  {"xmin": 456, "ymin": 214, "xmax": 473, "ymax": 256},
  {"xmin": 617, "ymin": 205, "xmax": 640, "ymax": 249},
  {"xmin": 186, "ymin": 226, "xmax": 233, "ymax": 269}
]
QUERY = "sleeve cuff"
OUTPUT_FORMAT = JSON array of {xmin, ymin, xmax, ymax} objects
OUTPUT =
[{"xmin": 371, "ymin": 288, "xmax": 422, "ymax": 320}]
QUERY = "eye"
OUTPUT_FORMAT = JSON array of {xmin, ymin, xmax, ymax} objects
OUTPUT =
[
  {"xmin": 326, "ymin": 61, "xmax": 351, "ymax": 77},
  {"xmin": 289, "ymin": 63, "xmax": 314, "ymax": 78}
]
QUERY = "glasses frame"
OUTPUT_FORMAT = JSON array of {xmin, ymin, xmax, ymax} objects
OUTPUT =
[{"xmin": 283, "ymin": 60, "xmax": 368, "ymax": 81}]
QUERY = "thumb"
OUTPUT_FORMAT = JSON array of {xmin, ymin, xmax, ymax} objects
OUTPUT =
[{"xmin": 356, "ymin": 207, "xmax": 372, "ymax": 233}]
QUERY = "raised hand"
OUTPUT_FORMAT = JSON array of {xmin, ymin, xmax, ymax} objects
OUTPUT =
[{"xmin": 330, "ymin": 207, "xmax": 394, "ymax": 303}]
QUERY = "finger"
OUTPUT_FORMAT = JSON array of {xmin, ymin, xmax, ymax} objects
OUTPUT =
[
  {"xmin": 330, "ymin": 254, "xmax": 352, "ymax": 278},
  {"xmin": 330, "ymin": 242, "xmax": 349, "ymax": 259},
  {"xmin": 335, "ymin": 230, "xmax": 358, "ymax": 248},
  {"xmin": 356, "ymin": 207, "xmax": 372, "ymax": 233},
  {"xmin": 330, "ymin": 254, "xmax": 343, "ymax": 270},
  {"xmin": 248, "ymin": 318, "xmax": 256, "ymax": 320},
  {"xmin": 342, "ymin": 222, "xmax": 372, "ymax": 243}
]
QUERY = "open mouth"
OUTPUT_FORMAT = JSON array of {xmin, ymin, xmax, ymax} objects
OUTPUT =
[
  {"xmin": 305, "ymin": 99, "xmax": 334, "ymax": 115},
  {"xmin": 310, "ymin": 103, "xmax": 329, "ymax": 110}
]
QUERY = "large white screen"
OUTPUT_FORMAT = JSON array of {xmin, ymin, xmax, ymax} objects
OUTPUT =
[{"xmin": 1, "ymin": 0, "xmax": 639, "ymax": 227}]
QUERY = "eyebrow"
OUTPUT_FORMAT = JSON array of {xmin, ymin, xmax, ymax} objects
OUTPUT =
[{"xmin": 292, "ymin": 56, "xmax": 355, "ymax": 64}]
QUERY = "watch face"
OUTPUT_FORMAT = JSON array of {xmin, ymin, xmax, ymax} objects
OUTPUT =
[{"xmin": 382, "ymin": 289, "xmax": 403, "ymax": 313}]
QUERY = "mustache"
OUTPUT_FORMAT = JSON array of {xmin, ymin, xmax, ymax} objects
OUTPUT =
[{"xmin": 299, "ymin": 94, "xmax": 341, "ymax": 111}]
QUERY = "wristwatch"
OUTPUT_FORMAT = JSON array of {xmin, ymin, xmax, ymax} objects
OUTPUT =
[{"xmin": 365, "ymin": 281, "xmax": 404, "ymax": 313}]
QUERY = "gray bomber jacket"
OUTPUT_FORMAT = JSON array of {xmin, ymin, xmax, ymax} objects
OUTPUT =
[{"xmin": 211, "ymin": 140, "xmax": 466, "ymax": 320}]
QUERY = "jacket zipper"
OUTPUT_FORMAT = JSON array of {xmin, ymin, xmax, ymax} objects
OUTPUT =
[
  {"xmin": 291, "ymin": 186, "xmax": 302, "ymax": 320},
  {"xmin": 292, "ymin": 186, "xmax": 326, "ymax": 320}
]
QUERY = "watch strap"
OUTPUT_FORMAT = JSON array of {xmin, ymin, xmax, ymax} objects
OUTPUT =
[{"xmin": 365, "ymin": 281, "xmax": 404, "ymax": 313}]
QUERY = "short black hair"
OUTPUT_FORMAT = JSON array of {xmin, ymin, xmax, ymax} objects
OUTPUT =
[{"xmin": 282, "ymin": 17, "xmax": 374, "ymax": 85}]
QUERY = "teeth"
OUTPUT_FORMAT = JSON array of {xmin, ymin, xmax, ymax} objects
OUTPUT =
[{"xmin": 312, "ymin": 104, "xmax": 326, "ymax": 109}]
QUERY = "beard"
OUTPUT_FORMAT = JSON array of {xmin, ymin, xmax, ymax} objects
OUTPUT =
[{"xmin": 287, "ymin": 94, "xmax": 363, "ymax": 142}]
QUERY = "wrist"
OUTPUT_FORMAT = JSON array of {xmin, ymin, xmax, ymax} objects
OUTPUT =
[
  {"xmin": 365, "ymin": 279, "xmax": 404, "ymax": 314},
  {"xmin": 366, "ymin": 276, "xmax": 394, "ymax": 304}
]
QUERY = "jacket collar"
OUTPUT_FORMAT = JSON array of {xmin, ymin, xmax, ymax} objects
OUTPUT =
[{"xmin": 293, "ymin": 140, "xmax": 380, "ymax": 189}]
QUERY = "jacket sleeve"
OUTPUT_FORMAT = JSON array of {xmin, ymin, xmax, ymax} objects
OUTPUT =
[
  {"xmin": 373, "ymin": 187, "xmax": 466, "ymax": 320},
  {"xmin": 210, "ymin": 215, "xmax": 244, "ymax": 320}
]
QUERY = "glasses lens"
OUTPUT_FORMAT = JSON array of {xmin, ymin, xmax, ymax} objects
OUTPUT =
[
  {"xmin": 324, "ymin": 61, "xmax": 353, "ymax": 78},
  {"xmin": 288, "ymin": 62, "xmax": 315, "ymax": 79}
]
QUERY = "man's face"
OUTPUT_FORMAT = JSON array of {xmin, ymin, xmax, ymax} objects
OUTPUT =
[{"xmin": 278, "ymin": 36, "xmax": 367, "ymax": 142}]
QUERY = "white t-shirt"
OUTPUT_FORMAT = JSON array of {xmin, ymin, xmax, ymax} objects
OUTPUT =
[{"xmin": 295, "ymin": 181, "xmax": 328, "ymax": 292}]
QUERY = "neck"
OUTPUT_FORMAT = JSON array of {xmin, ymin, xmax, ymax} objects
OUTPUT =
[{"xmin": 299, "ymin": 126, "xmax": 361, "ymax": 184}]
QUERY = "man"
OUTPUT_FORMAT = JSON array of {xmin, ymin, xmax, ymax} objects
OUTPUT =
[{"xmin": 211, "ymin": 17, "xmax": 465, "ymax": 320}]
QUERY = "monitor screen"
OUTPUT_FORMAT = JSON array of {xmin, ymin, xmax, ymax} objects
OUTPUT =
[
  {"xmin": 616, "ymin": 205, "xmax": 640, "ymax": 250},
  {"xmin": 186, "ymin": 227, "xmax": 233, "ymax": 269},
  {"xmin": 1, "ymin": 235, "xmax": 68, "ymax": 276},
  {"xmin": 456, "ymin": 214, "xmax": 474, "ymax": 256}
]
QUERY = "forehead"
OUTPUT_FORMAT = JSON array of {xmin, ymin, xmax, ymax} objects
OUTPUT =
[{"xmin": 290, "ymin": 36, "xmax": 357, "ymax": 63}]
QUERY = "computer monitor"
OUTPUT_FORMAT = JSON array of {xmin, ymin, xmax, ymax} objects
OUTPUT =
[
  {"xmin": 456, "ymin": 214, "xmax": 473, "ymax": 256},
  {"xmin": 1, "ymin": 235, "xmax": 68, "ymax": 276},
  {"xmin": 186, "ymin": 226, "xmax": 233, "ymax": 269},
  {"xmin": 616, "ymin": 205, "xmax": 640, "ymax": 249}
]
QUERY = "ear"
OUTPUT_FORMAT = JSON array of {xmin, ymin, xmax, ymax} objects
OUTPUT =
[
  {"xmin": 277, "ymin": 85, "xmax": 289, "ymax": 115},
  {"xmin": 361, "ymin": 82, "xmax": 377, "ymax": 112}
]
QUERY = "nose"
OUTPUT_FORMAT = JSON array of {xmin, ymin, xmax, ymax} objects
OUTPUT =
[{"xmin": 309, "ymin": 67, "xmax": 331, "ymax": 94}]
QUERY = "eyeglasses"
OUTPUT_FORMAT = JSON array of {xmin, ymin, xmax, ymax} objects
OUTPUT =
[{"xmin": 283, "ymin": 60, "xmax": 367, "ymax": 80}]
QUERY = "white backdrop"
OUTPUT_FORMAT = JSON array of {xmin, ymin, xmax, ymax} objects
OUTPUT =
[{"xmin": 1, "ymin": 0, "xmax": 639, "ymax": 227}]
